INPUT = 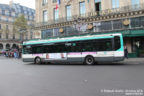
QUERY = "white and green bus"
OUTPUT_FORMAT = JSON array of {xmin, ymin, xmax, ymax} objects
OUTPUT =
[{"xmin": 22, "ymin": 33, "xmax": 124, "ymax": 64}]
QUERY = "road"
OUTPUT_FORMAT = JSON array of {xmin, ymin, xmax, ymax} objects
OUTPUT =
[{"xmin": 0, "ymin": 56, "xmax": 144, "ymax": 96}]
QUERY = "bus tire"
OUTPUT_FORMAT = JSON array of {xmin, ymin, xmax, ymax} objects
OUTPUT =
[
  {"xmin": 84, "ymin": 56, "xmax": 95, "ymax": 65},
  {"xmin": 35, "ymin": 57, "xmax": 41, "ymax": 64}
]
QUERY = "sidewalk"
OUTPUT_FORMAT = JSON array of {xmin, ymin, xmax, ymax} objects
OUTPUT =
[{"xmin": 121, "ymin": 58, "xmax": 144, "ymax": 64}]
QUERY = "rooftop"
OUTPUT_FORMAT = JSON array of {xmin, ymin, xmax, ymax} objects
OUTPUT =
[{"xmin": 0, "ymin": 4, "xmax": 15, "ymax": 12}]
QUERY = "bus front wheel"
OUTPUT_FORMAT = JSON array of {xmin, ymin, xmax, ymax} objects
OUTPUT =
[
  {"xmin": 84, "ymin": 56, "xmax": 95, "ymax": 65},
  {"xmin": 35, "ymin": 57, "xmax": 41, "ymax": 64}
]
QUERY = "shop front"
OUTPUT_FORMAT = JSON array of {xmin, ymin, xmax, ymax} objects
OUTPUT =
[{"xmin": 123, "ymin": 29, "xmax": 144, "ymax": 58}]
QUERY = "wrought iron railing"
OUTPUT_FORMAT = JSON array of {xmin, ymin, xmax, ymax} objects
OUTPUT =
[{"xmin": 35, "ymin": 3, "xmax": 144, "ymax": 27}]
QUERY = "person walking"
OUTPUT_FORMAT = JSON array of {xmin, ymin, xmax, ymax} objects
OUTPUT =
[
  {"xmin": 124, "ymin": 46, "xmax": 128, "ymax": 59},
  {"xmin": 14, "ymin": 50, "xmax": 17, "ymax": 59},
  {"xmin": 16, "ymin": 50, "xmax": 19, "ymax": 58}
]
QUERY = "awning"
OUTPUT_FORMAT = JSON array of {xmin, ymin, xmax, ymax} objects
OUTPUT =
[{"xmin": 122, "ymin": 29, "xmax": 144, "ymax": 37}]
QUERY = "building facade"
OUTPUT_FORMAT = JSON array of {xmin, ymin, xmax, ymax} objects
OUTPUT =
[
  {"xmin": 35, "ymin": 0, "xmax": 144, "ymax": 57},
  {"xmin": 0, "ymin": 1, "xmax": 35, "ymax": 51}
]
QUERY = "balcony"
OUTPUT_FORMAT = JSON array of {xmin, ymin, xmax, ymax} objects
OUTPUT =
[{"xmin": 35, "ymin": 3, "xmax": 144, "ymax": 28}]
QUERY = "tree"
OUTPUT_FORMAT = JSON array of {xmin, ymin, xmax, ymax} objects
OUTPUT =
[
  {"xmin": 0, "ymin": 25, "xmax": 9, "ymax": 39},
  {"xmin": 13, "ymin": 14, "xmax": 28, "ymax": 41}
]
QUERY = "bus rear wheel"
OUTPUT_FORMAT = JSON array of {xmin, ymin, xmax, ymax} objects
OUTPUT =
[
  {"xmin": 35, "ymin": 57, "xmax": 41, "ymax": 64},
  {"xmin": 84, "ymin": 56, "xmax": 95, "ymax": 65}
]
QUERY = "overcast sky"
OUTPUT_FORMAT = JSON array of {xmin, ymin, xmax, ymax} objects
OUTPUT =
[{"xmin": 0, "ymin": 0, "xmax": 35, "ymax": 9}]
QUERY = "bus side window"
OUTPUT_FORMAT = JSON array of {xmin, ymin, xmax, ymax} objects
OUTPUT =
[
  {"xmin": 114, "ymin": 36, "xmax": 121, "ymax": 50},
  {"xmin": 81, "ymin": 40, "xmax": 94, "ymax": 52},
  {"xmin": 43, "ymin": 46, "xmax": 49, "ymax": 53},
  {"xmin": 58, "ymin": 43, "xmax": 67, "ymax": 53},
  {"xmin": 23, "ymin": 45, "xmax": 32, "ymax": 54},
  {"xmin": 76, "ymin": 42, "xmax": 83, "ymax": 52},
  {"xmin": 106, "ymin": 40, "xmax": 112, "ymax": 51},
  {"xmin": 65, "ymin": 42, "xmax": 82, "ymax": 52},
  {"xmin": 32, "ymin": 46, "xmax": 44, "ymax": 53},
  {"xmin": 65, "ymin": 43, "xmax": 72, "ymax": 52},
  {"xmin": 93, "ymin": 39, "xmax": 113, "ymax": 51}
]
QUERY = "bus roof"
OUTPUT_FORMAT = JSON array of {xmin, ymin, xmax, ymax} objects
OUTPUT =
[{"xmin": 23, "ymin": 33, "xmax": 122, "ymax": 45}]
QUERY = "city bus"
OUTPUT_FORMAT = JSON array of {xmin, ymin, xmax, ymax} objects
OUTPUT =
[{"xmin": 22, "ymin": 33, "xmax": 124, "ymax": 64}]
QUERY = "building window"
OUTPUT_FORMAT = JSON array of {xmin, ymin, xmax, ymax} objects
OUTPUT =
[
  {"xmin": 9, "ymin": 12, "xmax": 11, "ymax": 16},
  {"xmin": 53, "ymin": 28, "xmax": 59, "ymax": 36},
  {"xmin": 6, "ymin": 44, "xmax": 10, "ymax": 49},
  {"xmin": 140, "ymin": 17, "xmax": 144, "ymax": 27},
  {"xmin": 52, "ymin": 0, "xmax": 57, "ymax": 3},
  {"xmin": 43, "ymin": 10, "xmax": 48, "ymax": 22},
  {"xmin": 41, "ymin": 29, "xmax": 53, "ymax": 39},
  {"xmin": 131, "ymin": 0, "xmax": 140, "ymax": 9},
  {"xmin": 1, "ymin": 17, "xmax": 6, "ymax": 21},
  {"xmin": 113, "ymin": 20, "xmax": 123, "ymax": 30},
  {"xmin": 6, "ymin": 33, "xmax": 8, "ymax": 39},
  {"xmin": 5, "ymin": 11, "xmax": 9, "ymax": 16},
  {"xmin": 6, "ymin": 18, "xmax": 9, "ymax": 22},
  {"xmin": 95, "ymin": 0, "xmax": 101, "ymax": 12},
  {"xmin": 0, "ymin": 44, "xmax": 3, "ymax": 50},
  {"xmin": 12, "ymin": 12, "xmax": 16, "ymax": 17},
  {"xmin": 131, "ymin": 18, "xmax": 141, "ymax": 28},
  {"xmin": 24, "ymin": 11, "xmax": 27, "ymax": 14},
  {"xmin": 29, "ymin": 16, "xmax": 32, "ymax": 20},
  {"xmin": 12, "ymin": 44, "xmax": 17, "ymax": 49},
  {"xmin": 2, "ymin": 10, "xmax": 5, "ymax": 15},
  {"xmin": 13, "ymin": 34, "xmax": 15, "ymax": 39},
  {"xmin": 101, "ymin": 21, "xmax": 112, "ymax": 31},
  {"xmin": 54, "ymin": 8, "xmax": 59, "ymax": 21},
  {"xmin": 131, "ymin": 0, "xmax": 139, "ymax": 5},
  {"xmin": 66, "ymin": 5, "xmax": 72, "ymax": 20},
  {"xmin": 43, "ymin": 0, "xmax": 48, "ymax": 5},
  {"xmin": 112, "ymin": 0, "xmax": 119, "ymax": 8},
  {"xmin": 79, "ymin": 2, "xmax": 86, "ymax": 16},
  {"xmin": 93, "ymin": 22, "xmax": 101, "ymax": 32}
]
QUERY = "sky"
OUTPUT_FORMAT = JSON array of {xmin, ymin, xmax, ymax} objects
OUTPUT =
[{"xmin": 0, "ymin": 0, "xmax": 35, "ymax": 9}]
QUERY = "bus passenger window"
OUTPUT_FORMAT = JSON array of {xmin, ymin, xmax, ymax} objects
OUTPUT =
[
  {"xmin": 114, "ymin": 36, "xmax": 121, "ymax": 50},
  {"xmin": 23, "ymin": 45, "xmax": 32, "ymax": 54},
  {"xmin": 106, "ymin": 41, "xmax": 112, "ymax": 51}
]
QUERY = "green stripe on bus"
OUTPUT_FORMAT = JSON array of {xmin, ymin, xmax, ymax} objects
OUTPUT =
[{"xmin": 23, "ymin": 36, "xmax": 114, "ymax": 45}]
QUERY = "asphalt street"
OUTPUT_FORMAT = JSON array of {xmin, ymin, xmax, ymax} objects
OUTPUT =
[{"xmin": 0, "ymin": 56, "xmax": 144, "ymax": 96}]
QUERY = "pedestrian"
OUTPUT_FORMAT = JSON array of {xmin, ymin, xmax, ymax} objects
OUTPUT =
[
  {"xmin": 16, "ymin": 51, "xmax": 19, "ymax": 58},
  {"xmin": 6, "ymin": 51, "xmax": 8, "ymax": 57},
  {"xmin": 14, "ymin": 51, "xmax": 17, "ymax": 59},
  {"xmin": 124, "ymin": 46, "xmax": 128, "ymax": 59}
]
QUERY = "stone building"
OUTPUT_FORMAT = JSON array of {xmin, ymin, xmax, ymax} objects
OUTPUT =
[
  {"xmin": 35, "ymin": 0, "xmax": 144, "ymax": 57},
  {"xmin": 0, "ymin": 1, "xmax": 35, "ymax": 51}
]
